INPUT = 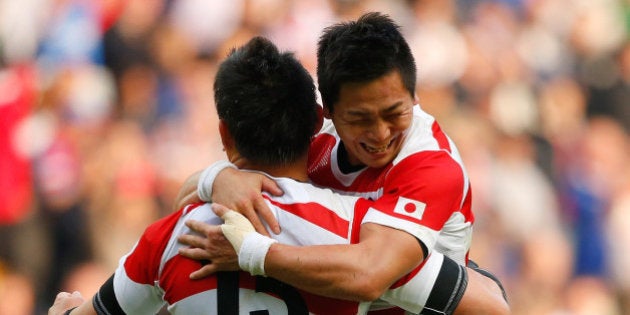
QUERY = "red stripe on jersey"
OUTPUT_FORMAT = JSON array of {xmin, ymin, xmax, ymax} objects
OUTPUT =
[
  {"xmin": 161, "ymin": 254, "xmax": 219, "ymax": 304},
  {"xmin": 302, "ymin": 291, "xmax": 360, "ymax": 314},
  {"xmin": 350, "ymin": 198, "xmax": 374, "ymax": 243},
  {"xmin": 367, "ymin": 307, "xmax": 406, "ymax": 314},
  {"xmin": 308, "ymin": 133, "xmax": 336, "ymax": 177},
  {"xmin": 265, "ymin": 197, "xmax": 350, "ymax": 239},
  {"xmin": 431, "ymin": 121, "xmax": 451, "ymax": 152},
  {"xmin": 161, "ymin": 255, "xmax": 263, "ymax": 305},
  {"xmin": 123, "ymin": 207, "xmax": 189, "ymax": 286},
  {"xmin": 461, "ymin": 183, "xmax": 474, "ymax": 224},
  {"xmin": 374, "ymin": 151, "xmax": 468, "ymax": 231},
  {"xmin": 161, "ymin": 254, "xmax": 360, "ymax": 313}
]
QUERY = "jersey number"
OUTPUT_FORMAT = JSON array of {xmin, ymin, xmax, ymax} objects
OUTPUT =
[{"xmin": 217, "ymin": 271, "xmax": 308, "ymax": 314}]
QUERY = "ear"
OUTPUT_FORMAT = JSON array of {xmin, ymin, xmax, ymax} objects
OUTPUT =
[
  {"xmin": 413, "ymin": 93, "xmax": 419, "ymax": 105},
  {"xmin": 314, "ymin": 104, "xmax": 324, "ymax": 134},
  {"xmin": 218, "ymin": 120, "xmax": 234, "ymax": 153}
]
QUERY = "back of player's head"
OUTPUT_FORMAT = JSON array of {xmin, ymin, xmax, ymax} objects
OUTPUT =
[
  {"xmin": 316, "ymin": 12, "xmax": 417, "ymax": 112},
  {"xmin": 214, "ymin": 36, "xmax": 318, "ymax": 166}
]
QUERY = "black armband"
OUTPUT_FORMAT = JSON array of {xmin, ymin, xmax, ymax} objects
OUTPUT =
[
  {"xmin": 92, "ymin": 274, "xmax": 127, "ymax": 315},
  {"xmin": 64, "ymin": 306, "xmax": 78, "ymax": 315},
  {"xmin": 421, "ymin": 256, "xmax": 468, "ymax": 315}
]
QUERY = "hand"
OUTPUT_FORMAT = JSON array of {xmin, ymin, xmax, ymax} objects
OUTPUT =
[
  {"xmin": 178, "ymin": 220, "xmax": 239, "ymax": 280},
  {"xmin": 212, "ymin": 203, "xmax": 277, "ymax": 276},
  {"xmin": 48, "ymin": 291, "xmax": 84, "ymax": 315},
  {"xmin": 212, "ymin": 168, "xmax": 283, "ymax": 235},
  {"xmin": 211, "ymin": 203, "xmax": 256, "ymax": 251}
]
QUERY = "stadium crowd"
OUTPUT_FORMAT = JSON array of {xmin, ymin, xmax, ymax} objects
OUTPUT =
[{"xmin": 0, "ymin": 0, "xmax": 629, "ymax": 314}]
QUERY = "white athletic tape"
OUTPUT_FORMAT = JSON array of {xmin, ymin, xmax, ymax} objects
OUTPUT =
[
  {"xmin": 219, "ymin": 209, "xmax": 277, "ymax": 276},
  {"xmin": 197, "ymin": 160, "xmax": 237, "ymax": 202}
]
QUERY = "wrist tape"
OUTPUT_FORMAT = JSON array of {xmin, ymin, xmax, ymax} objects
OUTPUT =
[
  {"xmin": 198, "ymin": 160, "xmax": 237, "ymax": 202},
  {"xmin": 238, "ymin": 232, "xmax": 277, "ymax": 276}
]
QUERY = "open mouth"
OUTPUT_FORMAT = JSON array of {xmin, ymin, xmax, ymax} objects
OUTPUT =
[{"xmin": 361, "ymin": 137, "xmax": 396, "ymax": 154}]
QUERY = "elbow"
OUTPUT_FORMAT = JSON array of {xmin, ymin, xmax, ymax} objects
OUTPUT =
[
  {"xmin": 350, "ymin": 271, "xmax": 392, "ymax": 301},
  {"xmin": 352, "ymin": 284, "xmax": 386, "ymax": 302}
]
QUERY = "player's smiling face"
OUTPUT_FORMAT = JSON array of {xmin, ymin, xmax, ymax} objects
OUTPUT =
[{"xmin": 326, "ymin": 70, "xmax": 415, "ymax": 169}]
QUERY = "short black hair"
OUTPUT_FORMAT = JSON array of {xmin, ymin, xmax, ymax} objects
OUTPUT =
[
  {"xmin": 317, "ymin": 12, "xmax": 417, "ymax": 112},
  {"xmin": 214, "ymin": 36, "xmax": 318, "ymax": 166}
]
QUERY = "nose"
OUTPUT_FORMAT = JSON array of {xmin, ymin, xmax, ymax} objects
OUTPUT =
[{"xmin": 368, "ymin": 119, "xmax": 391, "ymax": 142}]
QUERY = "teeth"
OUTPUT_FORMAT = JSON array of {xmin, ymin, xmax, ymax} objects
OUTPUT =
[{"xmin": 364, "ymin": 141, "xmax": 391, "ymax": 153}]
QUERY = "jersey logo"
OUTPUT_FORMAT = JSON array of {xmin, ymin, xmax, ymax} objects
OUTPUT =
[{"xmin": 393, "ymin": 197, "xmax": 426, "ymax": 221}]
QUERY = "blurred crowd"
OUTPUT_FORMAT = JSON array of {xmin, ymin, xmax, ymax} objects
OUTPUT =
[{"xmin": 0, "ymin": 0, "xmax": 629, "ymax": 314}]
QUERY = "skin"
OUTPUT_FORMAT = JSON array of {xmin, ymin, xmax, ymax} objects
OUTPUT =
[{"xmin": 325, "ymin": 70, "xmax": 415, "ymax": 169}]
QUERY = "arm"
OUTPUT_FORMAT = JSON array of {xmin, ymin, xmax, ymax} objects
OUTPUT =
[
  {"xmin": 173, "ymin": 162, "xmax": 284, "ymax": 234},
  {"xmin": 265, "ymin": 222, "xmax": 423, "ymax": 301},
  {"xmin": 213, "ymin": 203, "xmax": 424, "ymax": 301},
  {"xmin": 190, "ymin": 205, "xmax": 509, "ymax": 314}
]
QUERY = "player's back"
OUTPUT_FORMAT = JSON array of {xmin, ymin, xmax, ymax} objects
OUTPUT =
[{"xmin": 115, "ymin": 177, "xmax": 367, "ymax": 314}]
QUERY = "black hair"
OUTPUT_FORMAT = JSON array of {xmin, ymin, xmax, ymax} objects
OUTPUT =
[
  {"xmin": 317, "ymin": 12, "xmax": 417, "ymax": 112},
  {"xmin": 214, "ymin": 36, "xmax": 318, "ymax": 166}
]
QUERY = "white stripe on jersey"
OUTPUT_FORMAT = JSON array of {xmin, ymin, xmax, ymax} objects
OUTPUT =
[{"xmin": 114, "ymin": 253, "xmax": 166, "ymax": 314}]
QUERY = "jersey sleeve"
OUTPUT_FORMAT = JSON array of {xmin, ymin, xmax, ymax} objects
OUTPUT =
[
  {"xmin": 361, "ymin": 150, "xmax": 467, "ymax": 253},
  {"xmin": 104, "ymin": 209, "xmax": 184, "ymax": 314},
  {"xmin": 377, "ymin": 252, "xmax": 467, "ymax": 314}
]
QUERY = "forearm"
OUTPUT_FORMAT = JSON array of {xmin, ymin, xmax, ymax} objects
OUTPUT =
[
  {"xmin": 264, "ymin": 224, "xmax": 424, "ymax": 301},
  {"xmin": 265, "ymin": 243, "xmax": 381, "ymax": 300}
]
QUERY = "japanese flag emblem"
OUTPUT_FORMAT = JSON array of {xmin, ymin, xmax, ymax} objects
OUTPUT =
[{"xmin": 393, "ymin": 197, "xmax": 426, "ymax": 221}]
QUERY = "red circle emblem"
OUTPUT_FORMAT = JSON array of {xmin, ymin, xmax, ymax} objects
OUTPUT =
[{"xmin": 404, "ymin": 203, "xmax": 416, "ymax": 213}]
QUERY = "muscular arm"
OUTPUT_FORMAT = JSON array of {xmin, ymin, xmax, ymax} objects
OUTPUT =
[{"xmin": 265, "ymin": 223, "xmax": 424, "ymax": 301}]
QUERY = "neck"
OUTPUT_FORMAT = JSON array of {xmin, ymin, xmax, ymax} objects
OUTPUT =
[{"xmin": 231, "ymin": 155, "xmax": 310, "ymax": 182}]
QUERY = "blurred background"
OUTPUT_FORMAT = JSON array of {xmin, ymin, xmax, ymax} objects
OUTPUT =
[{"xmin": 0, "ymin": 0, "xmax": 629, "ymax": 314}]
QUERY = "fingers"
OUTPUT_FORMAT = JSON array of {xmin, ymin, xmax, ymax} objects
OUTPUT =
[
  {"xmin": 261, "ymin": 176, "xmax": 284, "ymax": 196},
  {"xmin": 177, "ymin": 233, "xmax": 208, "ymax": 249},
  {"xmin": 54, "ymin": 291, "xmax": 83, "ymax": 301},
  {"xmin": 178, "ymin": 247, "xmax": 213, "ymax": 260},
  {"xmin": 50, "ymin": 291, "xmax": 85, "ymax": 315},
  {"xmin": 210, "ymin": 203, "xmax": 230, "ymax": 218},
  {"xmin": 243, "ymin": 205, "xmax": 271, "ymax": 236},
  {"xmin": 212, "ymin": 204, "xmax": 251, "ymax": 228},
  {"xmin": 190, "ymin": 265, "xmax": 219, "ymax": 280},
  {"xmin": 54, "ymin": 292, "xmax": 71, "ymax": 302},
  {"xmin": 184, "ymin": 219, "xmax": 216, "ymax": 236},
  {"xmin": 253, "ymin": 198, "xmax": 280, "ymax": 234}
]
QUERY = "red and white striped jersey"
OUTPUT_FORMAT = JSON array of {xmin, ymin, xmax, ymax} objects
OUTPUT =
[
  {"xmin": 111, "ymin": 177, "xmax": 443, "ymax": 314},
  {"xmin": 308, "ymin": 106, "xmax": 474, "ymax": 264}
]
